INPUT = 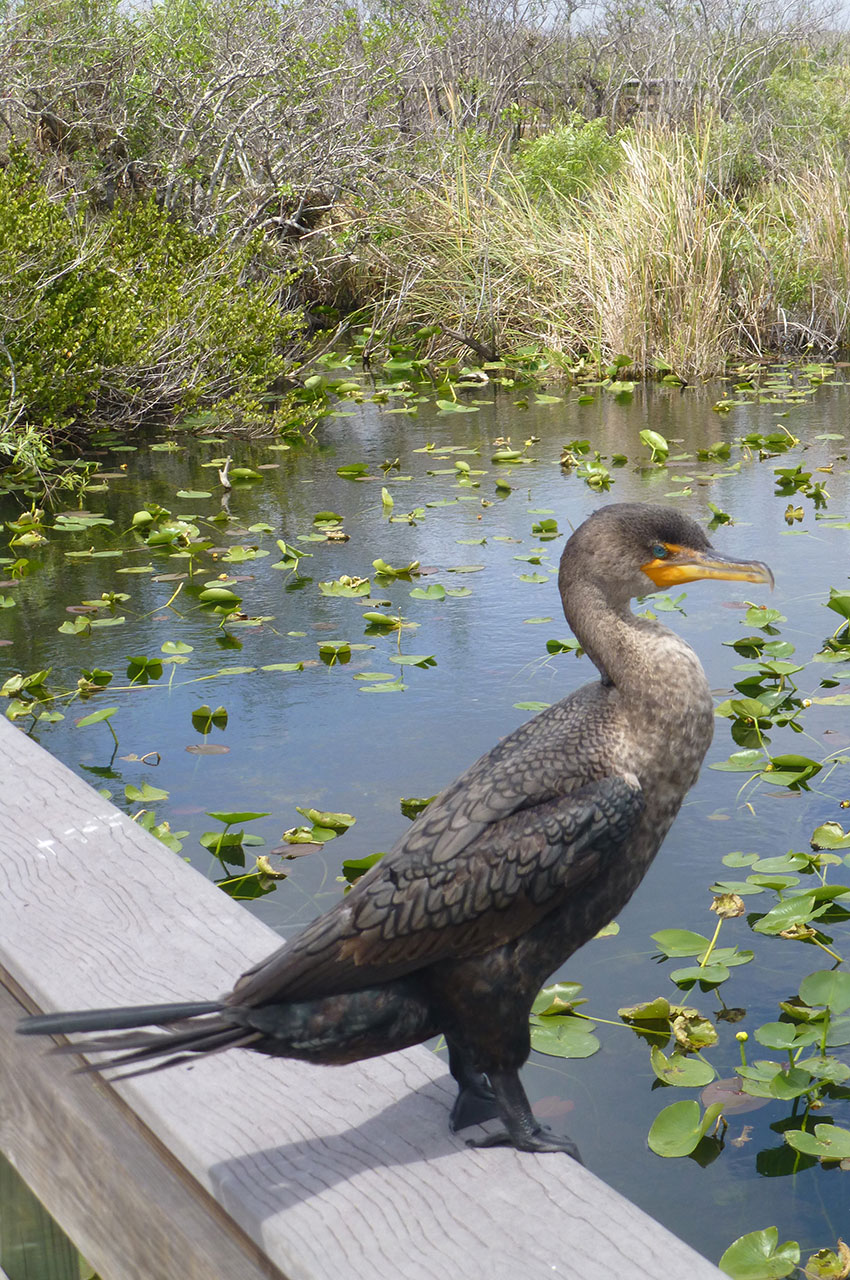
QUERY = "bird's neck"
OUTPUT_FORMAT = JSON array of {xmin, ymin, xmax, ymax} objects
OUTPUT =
[
  {"xmin": 565, "ymin": 579, "xmax": 708, "ymax": 714},
  {"xmin": 563, "ymin": 573, "xmax": 715, "ymax": 811}
]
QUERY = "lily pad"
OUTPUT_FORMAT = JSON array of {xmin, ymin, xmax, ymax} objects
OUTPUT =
[
  {"xmin": 530, "ymin": 1014, "xmax": 600, "ymax": 1059},
  {"xmin": 647, "ymin": 1099, "xmax": 725, "ymax": 1157},
  {"xmin": 650, "ymin": 1047, "xmax": 716, "ymax": 1087},
  {"xmin": 799, "ymin": 970, "xmax": 850, "ymax": 1015},
  {"xmin": 784, "ymin": 1123, "xmax": 850, "ymax": 1161},
  {"xmin": 719, "ymin": 1228, "xmax": 800, "ymax": 1279}
]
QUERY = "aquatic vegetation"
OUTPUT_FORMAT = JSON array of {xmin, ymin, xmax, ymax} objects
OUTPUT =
[{"xmin": 1, "ymin": 361, "xmax": 850, "ymax": 1269}]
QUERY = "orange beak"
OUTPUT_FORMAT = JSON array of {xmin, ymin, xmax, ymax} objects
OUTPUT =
[{"xmin": 642, "ymin": 544, "xmax": 774, "ymax": 591}]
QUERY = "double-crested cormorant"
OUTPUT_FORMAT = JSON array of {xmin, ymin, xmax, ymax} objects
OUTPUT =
[{"xmin": 19, "ymin": 503, "xmax": 772, "ymax": 1156}]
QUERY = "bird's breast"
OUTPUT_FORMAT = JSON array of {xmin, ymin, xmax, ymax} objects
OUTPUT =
[{"xmin": 625, "ymin": 643, "xmax": 714, "ymax": 815}]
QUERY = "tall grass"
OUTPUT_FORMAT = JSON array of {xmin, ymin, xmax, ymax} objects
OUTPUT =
[
  {"xmin": 569, "ymin": 133, "xmax": 736, "ymax": 375},
  {"xmin": 750, "ymin": 158, "xmax": 850, "ymax": 351},
  {"xmin": 361, "ymin": 126, "xmax": 850, "ymax": 375}
]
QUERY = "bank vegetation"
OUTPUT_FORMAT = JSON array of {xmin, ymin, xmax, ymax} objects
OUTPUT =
[{"xmin": 1, "ymin": 0, "xmax": 849, "ymax": 474}]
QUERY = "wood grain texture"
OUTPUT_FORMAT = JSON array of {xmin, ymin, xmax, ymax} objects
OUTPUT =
[
  {"xmin": 0, "ymin": 983, "xmax": 284, "ymax": 1280},
  {"xmin": 0, "ymin": 717, "xmax": 724, "ymax": 1280}
]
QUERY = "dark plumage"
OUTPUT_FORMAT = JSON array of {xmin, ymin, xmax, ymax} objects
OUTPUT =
[{"xmin": 18, "ymin": 503, "xmax": 773, "ymax": 1156}]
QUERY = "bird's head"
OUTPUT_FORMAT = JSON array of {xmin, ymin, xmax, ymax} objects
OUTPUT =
[{"xmin": 560, "ymin": 504, "xmax": 773, "ymax": 611}]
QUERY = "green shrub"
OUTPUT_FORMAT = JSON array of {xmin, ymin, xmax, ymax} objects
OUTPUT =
[
  {"xmin": 515, "ymin": 116, "xmax": 628, "ymax": 201},
  {"xmin": 0, "ymin": 149, "xmax": 297, "ymax": 439},
  {"xmin": 763, "ymin": 60, "xmax": 850, "ymax": 157}
]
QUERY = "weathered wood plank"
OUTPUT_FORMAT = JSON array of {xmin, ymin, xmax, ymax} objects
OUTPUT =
[
  {"xmin": 0, "ymin": 716, "xmax": 723, "ymax": 1280},
  {"xmin": 0, "ymin": 981, "xmax": 286, "ymax": 1280}
]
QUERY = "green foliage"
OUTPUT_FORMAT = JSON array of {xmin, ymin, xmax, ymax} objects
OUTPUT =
[
  {"xmin": 647, "ymin": 1098, "xmax": 725, "ymax": 1157},
  {"xmin": 529, "ymin": 981, "xmax": 600, "ymax": 1058},
  {"xmin": 0, "ymin": 148, "xmax": 295, "ymax": 443},
  {"xmin": 515, "ymin": 115, "xmax": 628, "ymax": 201},
  {"xmin": 764, "ymin": 59, "xmax": 850, "ymax": 156},
  {"xmin": 719, "ymin": 1228, "xmax": 800, "ymax": 1280},
  {"xmin": 4, "ymin": 0, "xmax": 850, "ymax": 384},
  {"xmin": 703, "ymin": 117, "xmax": 767, "ymax": 195}
]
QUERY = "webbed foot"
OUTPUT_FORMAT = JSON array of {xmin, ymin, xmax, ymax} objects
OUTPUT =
[
  {"xmin": 467, "ymin": 1125, "xmax": 583, "ymax": 1161},
  {"xmin": 468, "ymin": 1067, "xmax": 584, "ymax": 1161}
]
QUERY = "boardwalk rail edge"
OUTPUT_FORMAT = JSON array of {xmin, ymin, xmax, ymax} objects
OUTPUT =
[{"xmin": 0, "ymin": 716, "xmax": 723, "ymax": 1280}]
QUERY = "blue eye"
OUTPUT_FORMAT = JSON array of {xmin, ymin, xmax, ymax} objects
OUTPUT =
[{"xmin": 652, "ymin": 543, "xmax": 668, "ymax": 559}]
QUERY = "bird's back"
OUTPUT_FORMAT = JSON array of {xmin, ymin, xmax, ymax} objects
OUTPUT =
[{"xmin": 230, "ymin": 676, "xmax": 654, "ymax": 1008}]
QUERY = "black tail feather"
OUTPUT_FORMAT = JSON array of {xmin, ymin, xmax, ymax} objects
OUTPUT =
[
  {"xmin": 70, "ymin": 1022, "xmax": 262, "ymax": 1077},
  {"xmin": 18, "ymin": 980, "xmax": 438, "ymax": 1077},
  {"xmin": 19, "ymin": 1002, "xmax": 256, "ymax": 1077},
  {"xmin": 18, "ymin": 1001, "xmax": 223, "ymax": 1037},
  {"xmin": 90, "ymin": 1033, "xmax": 262, "ymax": 1082}
]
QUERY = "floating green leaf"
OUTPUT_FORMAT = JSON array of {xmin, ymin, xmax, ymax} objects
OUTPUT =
[
  {"xmin": 531, "ymin": 982, "xmax": 586, "ymax": 1016},
  {"xmin": 76, "ymin": 706, "xmax": 118, "ymax": 728},
  {"xmin": 318, "ymin": 641, "xmax": 351, "ymax": 665},
  {"xmin": 530, "ymin": 1013, "xmax": 600, "ymax": 1059},
  {"xmin": 811, "ymin": 822, "xmax": 850, "ymax": 850},
  {"xmin": 126, "ymin": 655, "xmax": 163, "ymax": 684},
  {"xmin": 199, "ymin": 587, "xmax": 241, "ymax": 608},
  {"xmin": 358, "ymin": 677, "xmax": 406, "ymax": 693},
  {"xmin": 803, "ymin": 1245, "xmax": 850, "ymax": 1280},
  {"xmin": 400, "ymin": 796, "xmax": 436, "ymax": 820},
  {"xmin": 319, "ymin": 577, "xmax": 371, "ymax": 598},
  {"xmin": 799, "ymin": 970, "xmax": 850, "ymax": 1015},
  {"xmin": 294, "ymin": 807, "xmax": 355, "ymax": 833},
  {"xmin": 719, "ymin": 1228, "xmax": 800, "ymax": 1279},
  {"xmin": 546, "ymin": 638, "xmax": 582, "ymax": 655},
  {"xmin": 652, "ymin": 929, "xmax": 711, "ymax": 957},
  {"xmin": 639, "ymin": 429, "xmax": 670, "ymax": 461},
  {"xmin": 125, "ymin": 782, "xmax": 169, "ymax": 803},
  {"xmin": 192, "ymin": 704, "xmax": 228, "ymax": 733},
  {"xmin": 754, "ymin": 1023, "xmax": 818, "ymax": 1051},
  {"xmin": 437, "ymin": 399, "xmax": 479, "ymax": 413},
  {"xmin": 760, "ymin": 754, "xmax": 821, "ymax": 788},
  {"xmin": 207, "ymin": 810, "xmax": 270, "ymax": 824},
  {"xmin": 647, "ymin": 1099, "xmax": 725, "ymax": 1157},
  {"xmin": 221, "ymin": 545, "xmax": 269, "ymax": 564},
  {"xmin": 752, "ymin": 895, "xmax": 818, "ymax": 935},
  {"xmin": 784, "ymin": 1123, "xmax": 850, "ymax": 1161},
  {"xmin": 650, "ymin": 1047, "xmax": 716, "ymax": 1087},
  {"xmin": 710, "ymin": 749, "xmax": 766, "ymax": 773},
  {"xmin": 340, "ymin": 852, "xmax": 385, "ymax": 883},
  {"xmin": 373, "ymin": 557, "xmax": 420, "ymax": 579},
  {"xmin": 669, "ymin": 963, "xmax": 730, "ymax": 990},
  {"xmin": 826, "ymin": 588, "xmax": 850, "ymax": 622}
]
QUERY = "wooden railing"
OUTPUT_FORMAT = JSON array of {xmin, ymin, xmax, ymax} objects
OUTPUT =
[{"xmin": 0, "ymin": 717, "xmax": 723, "ymax": 1280}]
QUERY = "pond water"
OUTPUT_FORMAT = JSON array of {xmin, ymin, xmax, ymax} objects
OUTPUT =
[{"xmin": 3, "ymin": 366, "xmax": 850, "ymax": 1269}]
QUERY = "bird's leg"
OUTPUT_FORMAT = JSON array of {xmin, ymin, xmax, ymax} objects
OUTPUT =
[
  {"xmin": 466, "ymin": 1069, "xmax": 583, "ymax": 1161},
  {"xmin": 447, "ymin": 1039, "xmax": 499, "ymax": 1131}
]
